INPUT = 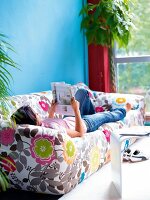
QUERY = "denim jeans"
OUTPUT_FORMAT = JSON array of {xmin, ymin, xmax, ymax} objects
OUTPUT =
[
  {"xmin": 75, "ymin": 89, "xmax": 126, "ymax": 133},
  {"xmin": 75, "ymin": 88, "xmax": 95, "ymax": 115}
]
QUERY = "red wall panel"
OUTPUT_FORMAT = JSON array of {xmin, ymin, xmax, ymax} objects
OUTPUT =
[{"xmin": 88, "ymin": 44, "xmax": 110, "ymax": 92}]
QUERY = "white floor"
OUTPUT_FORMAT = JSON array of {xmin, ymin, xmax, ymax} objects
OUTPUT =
[{"xmin": 59, "ymin": 138, "xmax": 150, "ymax": 200}]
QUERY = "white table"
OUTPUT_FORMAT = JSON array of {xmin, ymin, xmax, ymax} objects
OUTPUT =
[{"xmin": 110, "ymin": 126, "xmax": 150, "ymax": 197}]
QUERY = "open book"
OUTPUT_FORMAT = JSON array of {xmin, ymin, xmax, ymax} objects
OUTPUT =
[{"xmin": 51, "ymin": 82, "xmax": 76, "ymax": 115}]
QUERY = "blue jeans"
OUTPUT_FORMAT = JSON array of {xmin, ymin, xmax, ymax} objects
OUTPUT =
[
  {"xmin": 75, "ymin": 88, "xmax": 95, "ymax": 115},
  {"xmin": 75, "ymin": 89, "xmax": 126, "ymax": 132}
]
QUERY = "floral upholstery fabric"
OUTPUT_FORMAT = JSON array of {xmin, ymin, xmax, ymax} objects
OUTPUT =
[
  {"xmin": 0, "ymin": 84, "xmax": 145, "ymax": 194},
  {"xmin": 92, "ymin": 91, "xmax": 145, "ymax": 127}
]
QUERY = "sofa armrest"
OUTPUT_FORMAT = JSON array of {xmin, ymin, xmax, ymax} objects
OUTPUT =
[
  {"xmin": 93, "ymin": 92, "xmax": 144, "ymax": 111},
  {"xmin": 93, "ymin": 92, "xmax": 145, "ymax": 126},
  {"xmin": 0, "ymin": 124, "xmax": 109, "ymax": 194}
]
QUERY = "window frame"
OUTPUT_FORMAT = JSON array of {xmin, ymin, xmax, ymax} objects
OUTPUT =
[{"xmin": 113, "ymin": 44, "xmax": 150, "ymax": 93}]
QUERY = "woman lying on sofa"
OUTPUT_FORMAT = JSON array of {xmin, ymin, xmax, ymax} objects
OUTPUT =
[{"xmin": 11, "ymin": 89, "xmax": 126, "ymax": 138}]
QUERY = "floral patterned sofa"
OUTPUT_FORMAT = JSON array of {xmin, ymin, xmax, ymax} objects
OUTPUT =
[{"xmin": 0, "ymin": 83, "xmax": 145, "ymax": 195}]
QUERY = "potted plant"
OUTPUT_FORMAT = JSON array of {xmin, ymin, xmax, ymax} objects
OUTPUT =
[
  {"xmin": 0, "ymin": 33, "xmax": 18, "ymax": 192},
  {"xmin": 80, "ymin": 0, "xmax": 135, "ymax": 47},
  {"xmin": 80, "ymin": 0, "xmax": 135, "ymax": 91}
]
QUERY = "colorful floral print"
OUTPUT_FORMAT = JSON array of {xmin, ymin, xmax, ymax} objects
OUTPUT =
[
  {"xmin": 90, "ymin": 146, "xmax": 100, "ymax": 173},
  {"xmin": 0, "ymin": 156, "xmax": 16, "ymax": 172},
  {"xmin": 63, "ymin": 140, "xmax": 76, "ymax": 164},
  {"xmin": 30, "ymin": 135, "xmax": 55, "ymax": 165},
  {"xmin": 88, "ymin": 91, "xmax": 93, "ymax": 98},
  {"xmin": 39, "ymin": 101, "xmax": 49, "ymax": 111},
  {"xmin": 79, "ymin": 172, "xmax": 85, "ymax": 183},
  {"xmin": 116, "ymin": 97, "xmax": 126, "ymax": 104},
  {"xmin": 95, "ymin": 106, "xmax": 104, "ymax": 113},
  {"xmin": 0, "ymin": 128, "xmax": 15, "ymax": 146},
  {"xmin": 102, "ymin": 129, "xmax": 111, "ymax": 143},
  {"xmin": 105, "ymin": 149, "xmax": 111, "ymax": 164}
]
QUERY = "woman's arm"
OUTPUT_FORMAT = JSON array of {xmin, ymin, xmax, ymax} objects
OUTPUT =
[
  {"xmin": 66, "ymin": 129, "xmax": 83, "ymax": 138},
  {"xmin": 70, "ymin": 97, "xmax": 86, "ymax": 137}
]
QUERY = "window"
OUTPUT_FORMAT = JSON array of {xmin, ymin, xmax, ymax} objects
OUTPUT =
[{"xmin": 114, "ymin": 0, "xmax": 150, "ymax": 97}]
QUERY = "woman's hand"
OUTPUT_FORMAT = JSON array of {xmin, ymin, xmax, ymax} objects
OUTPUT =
[
  {"xmin": 48, "ymin": 100, "xmax": 57, "ymax": 118},
  {"xmin": 70, "ymin": 97, "xmax": 80, "ymax": 113},
  {"xmin": 51, "ymin": 100, "xmax": 57, "ymax": 112}
]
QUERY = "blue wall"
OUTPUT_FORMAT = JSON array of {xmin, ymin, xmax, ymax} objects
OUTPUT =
[{"xmin": 0, "ymin": 0, "xmax": 87, "ymax": 95}]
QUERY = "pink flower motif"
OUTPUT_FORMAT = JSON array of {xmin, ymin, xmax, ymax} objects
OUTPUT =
[
  {"xmin": 30, "ymin": 135, "xmax": 55, "ymax": 165},
  {"xmin": 39, "ymin": 101, "xmax": 49, "ymax": 111},
  {"xmin": 88, "ymin": 91, "xmax": 93, "ymax": 98},
  {"xmin": 95, "ymin": 106, "xmax": 104, "ymax": 113},
  {"xmin": 102, "ymin": 129, "xmax": 111, "ymax": 143},
  {"xmin": 0, "ymin": 128, "xmax": 15, "ymax": 146},
  {"xmin": 1, "ymin": 156, "xmax": 16, "ymax": 172}
]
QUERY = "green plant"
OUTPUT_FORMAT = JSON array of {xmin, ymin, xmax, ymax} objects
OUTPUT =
[
  {"xmin": 80, "ymin": 0, "xmax": 135, "ymax": 48},
  {"xmin": 0, "ymin": 33, "xmax": 18, "ymax": 192},
  {"xmin": 0, "ymin": 33, "xmax": 18, "ymax": 99},
  {"xmin": 0, "ymin": 162, "xmax": 9, "ymax": 192}
]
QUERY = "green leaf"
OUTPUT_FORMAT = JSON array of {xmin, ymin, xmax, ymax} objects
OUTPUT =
[
  {"xmin": 79, "ymin": 4, "xmax": 88, "ymax": 15},
  {"xmin": 80, "ymin": 0, "xmax": 135, "ymax": 48},
  {"xmin": 0, "ymin": 33, "xmax": 19, "ymax": 104},
  {"xmin": 0, "ymin": 169, "xmax": 9, "ymax": 191},
  {"xmin": 0, "ymin": 64, "xmax": 13, "ymax": 81}
]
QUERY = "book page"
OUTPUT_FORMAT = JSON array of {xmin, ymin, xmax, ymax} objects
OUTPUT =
[
  {"xmin": 56, "ymin": 84, "xmax": 72, "ymax": 105},
  {"xmin": 50, "ymin": 82, "xmax": 75, "ymax": 115},
  {"xmin": 51, "ymin": 82, "xmax": 65, "ymax": 103}
]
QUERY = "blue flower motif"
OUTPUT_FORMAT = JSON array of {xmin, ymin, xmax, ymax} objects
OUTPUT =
[
  {"xmin": 124, "ymin": 139, "xmax": 129, "ymax": 149},
  {"xmin": 80, "ymin": 172, "xmax": 85, "ymax": 183},
  {"xmin": 133, "ymin": 104, "xmax": 139, "ymax": 110}
]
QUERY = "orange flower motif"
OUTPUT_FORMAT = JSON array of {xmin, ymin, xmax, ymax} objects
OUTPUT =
[
  {"xmin": 116, "ymin": 97, "xmax": 126, "ymax": 104},
  {"xmin": 62, "ymin": 140, "xmax": 76, "ymax": 164},
  {"xmin": 105, "ymin": 149, "xmax": 111, "ymax": 164}
]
